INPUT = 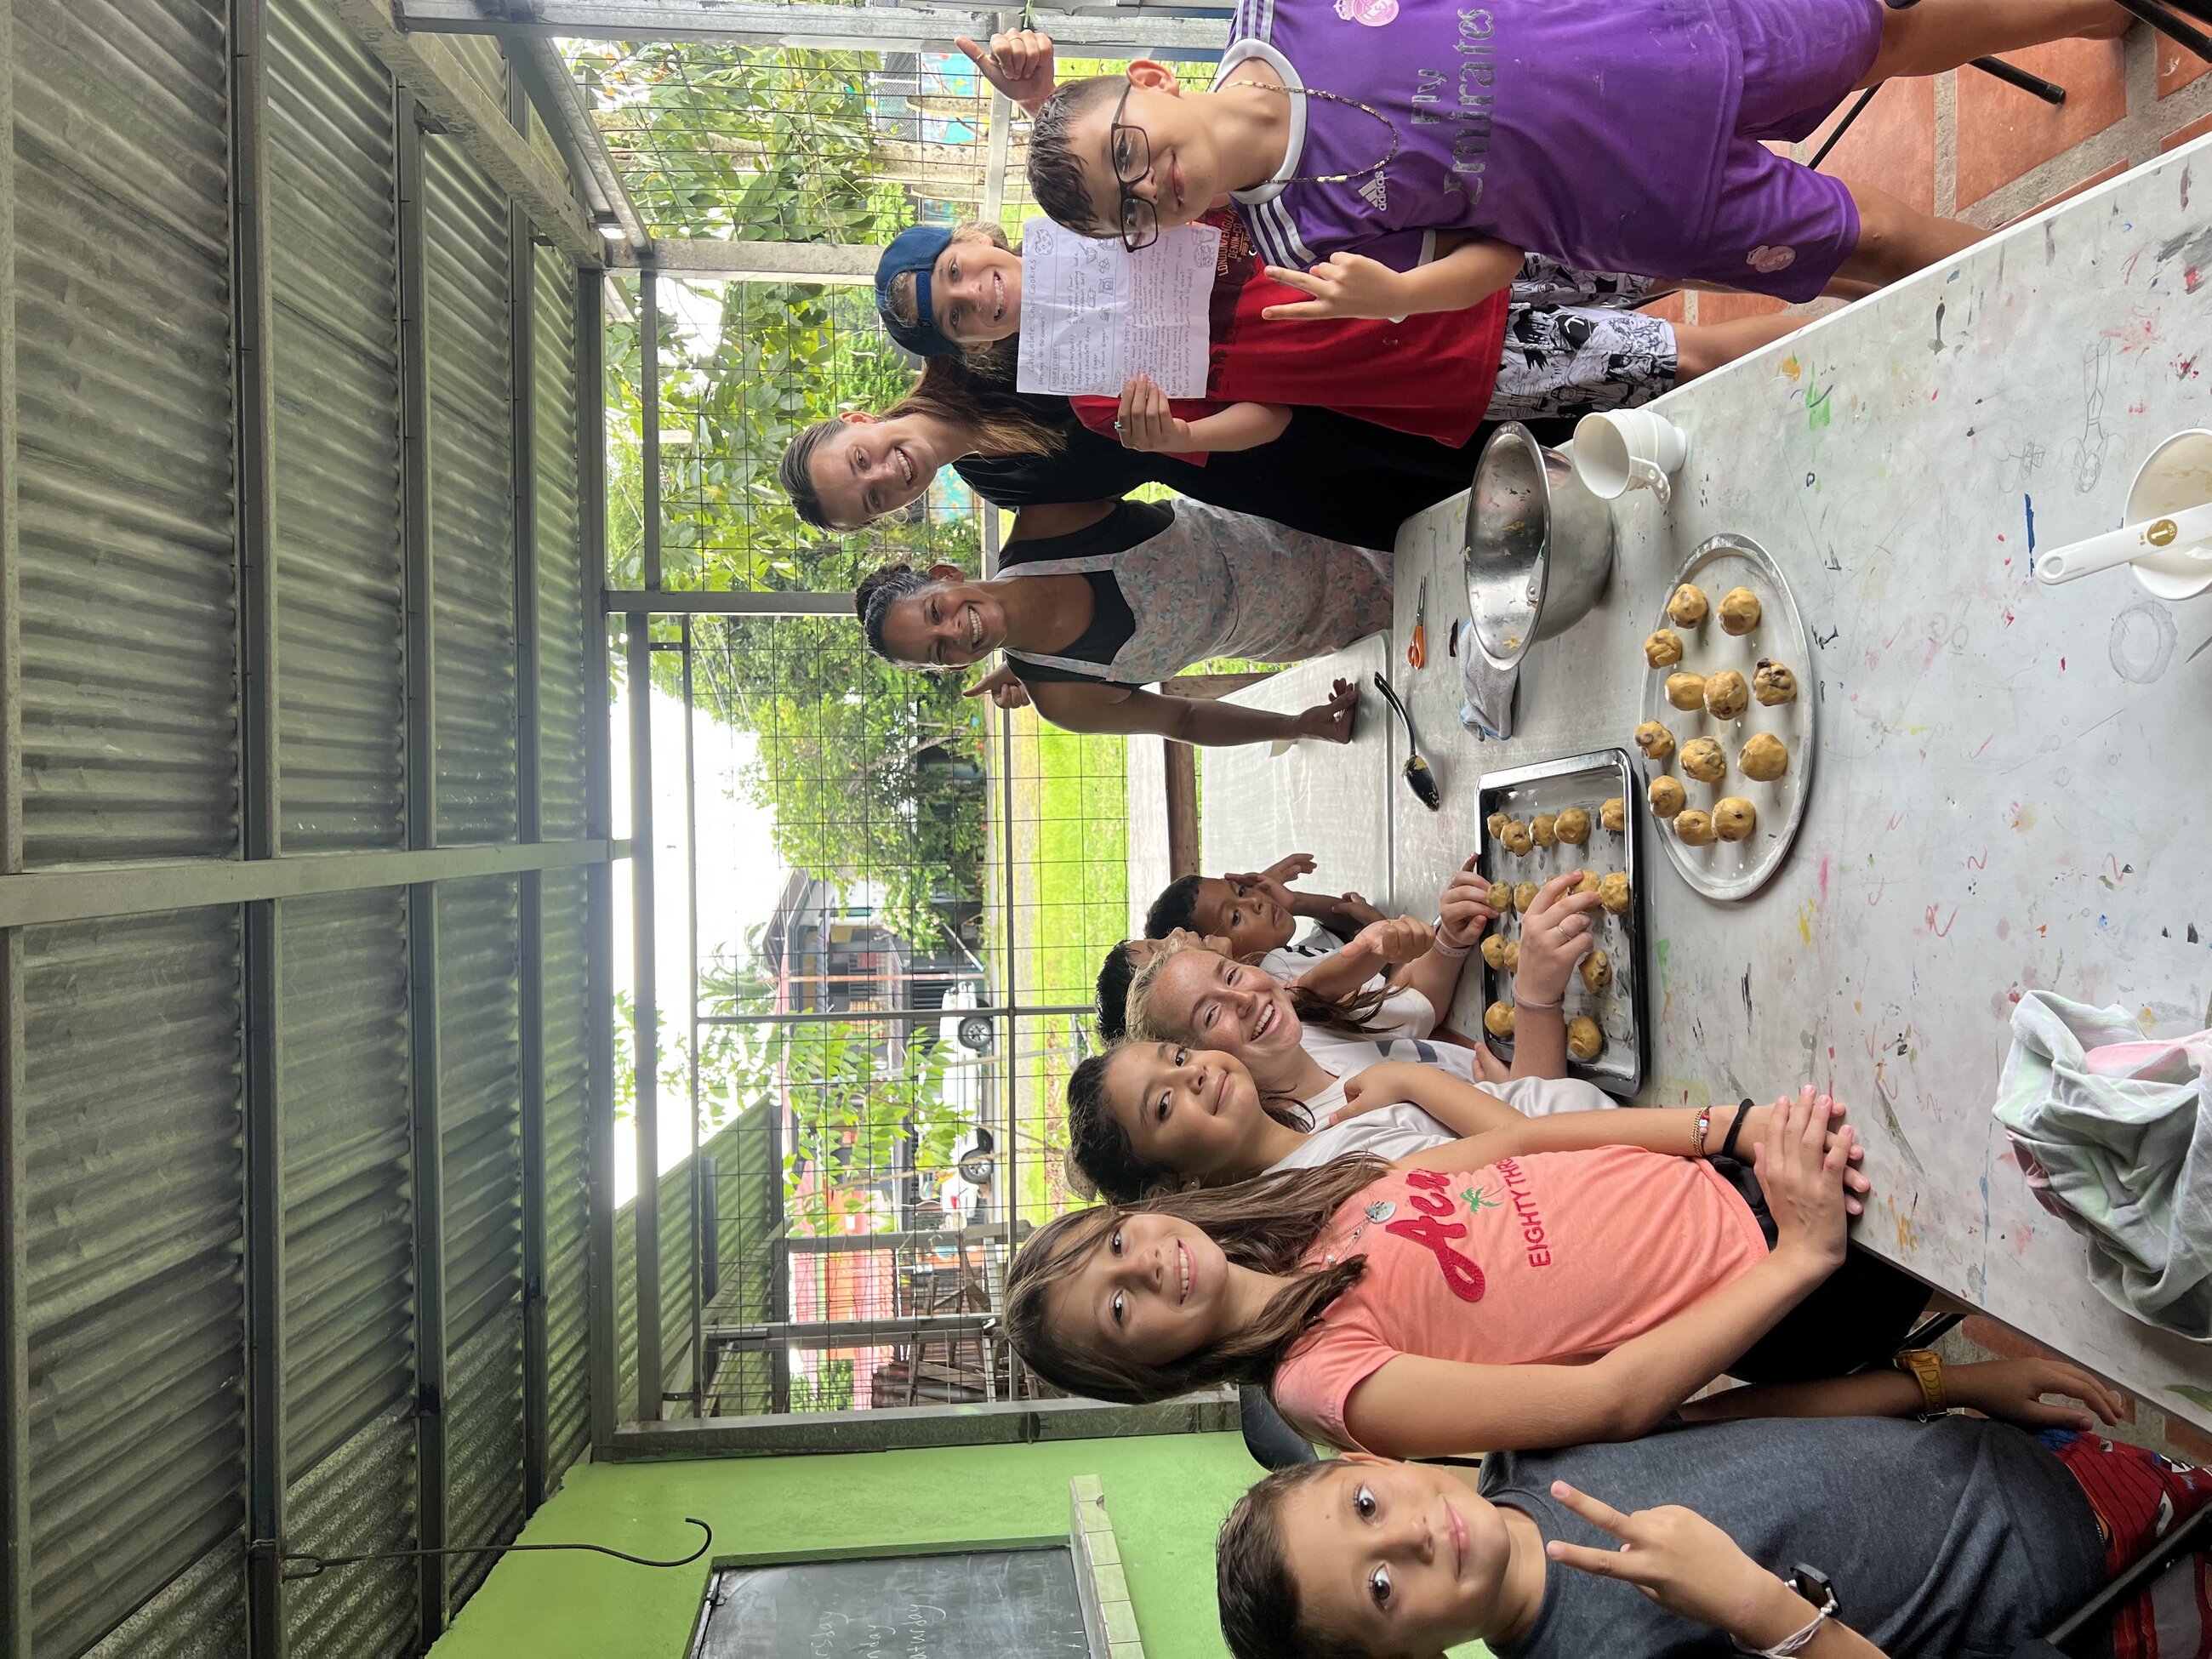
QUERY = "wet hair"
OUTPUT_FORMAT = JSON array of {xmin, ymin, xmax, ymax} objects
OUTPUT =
[
  {"xmin": 1000, "ymin": 1157, "xmax": 1386, "ymax": 1403},
  {"xmin": 853, "ymin": 565, "xmax": 938, "ymax": 665},
  {"xmin": 1143, "ymin": 875, "xmax": 1204, "ymax": 939},
  {"xmin": 1126, "ymin": 937, "xmax": 1388, "ymax": 1047},
  {"xmin": 1217, "ymin": 1464, "xmax": 1369, "ymax": 1659},
  {"xmin": 1096, "ymin": 941, "xmax": 1140, "ymax": 1041},
  {"xmin": 1065, "ymin": 1039, "xmax": 1319, "ymax": 1205},
  {"xmin": 1028, "ymin": 77, "xmax": 1126, "ymax": 236},
  {"xmin": 777, "ymin": 356, "xmax": 1065, "ymax": 532}
]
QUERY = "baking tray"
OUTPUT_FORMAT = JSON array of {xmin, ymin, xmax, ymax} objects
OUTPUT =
[
  {"xmin": 1475, "ymin": 748, "xmax": 1648, "ymax": 1097},
  {"xmin": 1633, "ymin": 533, "xmax": 1819, "ymax": 903}
]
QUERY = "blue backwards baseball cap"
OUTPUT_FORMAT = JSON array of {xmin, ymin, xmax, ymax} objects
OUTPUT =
[{"xmin": 875, "ymin": 225, "xmax": 961, "ymax": 359}]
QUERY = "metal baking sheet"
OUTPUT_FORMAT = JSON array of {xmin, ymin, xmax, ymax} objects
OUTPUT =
[
  {"xmin": 1475, "ymin": 749, "xmax": 1648, "ymax": 1097},
  {"xmin": 1634, "ymin": 533, "xmax": 1819, "ymax": 902}
]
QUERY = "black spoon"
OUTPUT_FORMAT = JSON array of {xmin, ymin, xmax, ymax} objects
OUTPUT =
[{"xmin": 1371, "ymin": 673, "xmax": 1442, "ymax": 811}]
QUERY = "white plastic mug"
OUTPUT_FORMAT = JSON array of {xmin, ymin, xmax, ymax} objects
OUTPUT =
[{"xmin": 1572, "ymin": 408, "xmax": 1689, "ymax": 507}]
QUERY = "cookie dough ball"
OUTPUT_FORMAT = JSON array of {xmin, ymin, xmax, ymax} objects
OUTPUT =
[
  {"xmin": 1703, "ymin": 669, "xmax": 1750, "ymax": 721},
  {"xmin": 1598, "ymin": 873, "xmax": 1632, "ymax": 915},
  {"xmin": 1675, "ymin": 809, "xmax": 1717, "ymax": 847},
  {"xmin": 1648, "ymin": 774, "xmax": 1687, "ymax": 818},
  {"xmin": 1531, "ymin": 812, "xmax": 1559, "ymax": 848},
  {"xmin": 1502, "ymin": 939, "xmax": 1522, "ymax": 972},
  {"xmin": 1504, "ymin": 821, "xmax": 1533, "ymax": 857},
  {"xmin": 1600, "ymin": 797, "xmax": 1625, "ymax": 833},
  {"xmin": 1713, "ymin": 796, "xmax": 1758, "ymax": 841},
  {"xmin": 1739, "ymin": 732, "xmax": 1789, "ymax": 782},
  {"xmin": 1514, "ymin": 881, "xmax": 1539, "ymax": 913},
  {"xmin": 1719, "ymin": 586, "xmax": 1763, "ymax": 636},
  {"xmin": 1555, "ymin": 807, "xmax": 1592, "ymax": 846},
  {"xmin": 1665, "ymin": 672, "xmax": 1707, "ymax": 711},
  {"xmin": 1486, "ymin": 811, "xmax": 1510, "ymax": 839},
  {"xmin": 1634, "ymin": 720, "xmax": 1677, "ymax": 762},
  {"xmin": 1753, "ymin": 658, "xmax": 1798, "ymax": 706},
  {"xmin": 1484, "ymin": 1001, "xmax": 1516, "ymax": 1040},
  {"xmin": 1566, "ymin": 1015, "xmax": 1605, "ymax": 1062},
  {"xmin": 1580, "ymin": 948, "xmax": 1613, "ymax": 991},
  {"xmin": 1575, "ymin": 871, "xmax": 1601, "ymax": 897},
  {"xmin": 1644, "ymin": 628, "xmax": 1685, "ymax": 668},
  {"xmin": 1668, "ymin": 584, "xmax": 1710, "ymax": 627},
  {"xmin": 1680, "ymin": 736, "xmax": 1727, "ymax": 784},
  {"xmin": 1481, "ymin": 934, "xmax": 1510, "ymax": 970},
  {"xmin": 1486, "ymin": 879, "xmax": 1513, "ymax": 910}
]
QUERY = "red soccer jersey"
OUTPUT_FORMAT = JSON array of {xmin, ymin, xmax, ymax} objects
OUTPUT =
[{"xmin": 1070, "ymin": 208, "xmax": 1509, "ymax": 454}]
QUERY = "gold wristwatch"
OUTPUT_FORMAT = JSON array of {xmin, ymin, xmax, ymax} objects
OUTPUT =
[{"xmin": 1894, "ymin": 1348, "xmax": 1947, "ymax": 1421}]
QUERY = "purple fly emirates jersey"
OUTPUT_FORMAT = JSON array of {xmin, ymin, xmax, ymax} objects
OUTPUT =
[{"xmin": 1220, "ymin": 0, "xmax": 1746, "ymax": 282}]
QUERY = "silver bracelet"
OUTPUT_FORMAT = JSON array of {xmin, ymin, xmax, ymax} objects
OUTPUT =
[{"xmin": 1735, "ymin": 1569, "xmax": 1839, "ymax": 1657}]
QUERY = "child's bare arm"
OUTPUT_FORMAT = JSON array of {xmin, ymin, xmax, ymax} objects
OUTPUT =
[
  {"xmin": 1679, "ymin": 1358, "xmax": 2123, "ymax": 1433},
  {"xmin": 1508, "ymin": 871, "xmax": 1604, "ymax": 1080},
  {"xmin": 1335, "ymin": 1059, "xmax": 1523, "ymax": 1139},
  {"xmin": 1260, "ymin": 237, "xmax": 1525, "ymax": 322},
  {"xmin": 1115, "ymin": 377, "xmax": 1290, "ymax": 453},
  {"xmin": 1291, "ymin": 915, "xmax": 1432, "ymax": 1002}
]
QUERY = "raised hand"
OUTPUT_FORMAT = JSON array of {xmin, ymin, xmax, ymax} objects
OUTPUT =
[
  {"xmin": 955, "ymin": 31, "xmax": 1057, "ymax": 112},
  {"xmin": 1544, "ymin": 1482, "xmax": 1822, "ymax": 1650},
  {"xmin": 1259, "ymin": 253, "xmax": 1414, "ymax": 322},
  {"xmin": 961, "ymin": 662, "xmax": 1030, "ymax": 709},
  {"xmin": 1228, "ymin": 852, "xmax": 1316, "ymax": 889}
]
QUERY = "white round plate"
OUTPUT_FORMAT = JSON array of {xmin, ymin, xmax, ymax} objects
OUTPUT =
[{"xmin": 1634, "ymin": 534, "xmax": 1818, "ymax": 903}]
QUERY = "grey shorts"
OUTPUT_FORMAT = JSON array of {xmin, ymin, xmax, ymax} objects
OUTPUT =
[
  {"xmin": 1486, "ymin": 303, "xmax": 1679, "ymax": 422},
  {"xmin": 1510, "ymin": 254, "xmax": 1661, "ymax": 311}
]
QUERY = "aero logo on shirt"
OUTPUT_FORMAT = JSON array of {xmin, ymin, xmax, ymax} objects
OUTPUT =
[{"xmin": 1384, "ymin": 1170, "xmax": 1487, "ymax": 1302}]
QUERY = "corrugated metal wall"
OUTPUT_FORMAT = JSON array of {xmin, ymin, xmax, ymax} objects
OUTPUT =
[
  {"xmin": 436, "ymin": 875, "xmax": 525, "ymax": 1605},
  {"xmin": 425, "ymin": 140, "xmax": 519, "ymax": 847},
  {"xmin": 268, "ymin": 0, "xmax": 406, "ymax": 853},
  {"xmin": 1, "ymin": 0, "xmax": 607, "ymax": 1650},
  {"xmin": 533, "ymin": 244, "xmax": 594, "ymax": 1481},
  {"xmin": 11, "ymin": 0, "xmax": 240, "ymax": 868}
]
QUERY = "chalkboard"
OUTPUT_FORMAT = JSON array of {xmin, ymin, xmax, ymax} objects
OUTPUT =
[{"xmin": 692, "ymin": 1544, "xmax": 1094, "ymax": 1658}]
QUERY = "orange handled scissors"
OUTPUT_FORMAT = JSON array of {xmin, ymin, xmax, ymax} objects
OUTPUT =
[{"xmin": 1406, "ymin": 576, "xmax": 1428, "ymax": 669}]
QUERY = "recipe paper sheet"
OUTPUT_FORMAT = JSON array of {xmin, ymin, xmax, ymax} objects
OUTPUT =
[{"xmin": 1014, "ymin": 216, "xmax": 1221, "ymax": 399}]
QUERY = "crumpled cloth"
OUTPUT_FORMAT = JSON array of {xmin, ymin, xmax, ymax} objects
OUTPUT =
[
  {"xmin": 1993, "ymin": 990, "xmax": 2212, "ymax": 1342},
  {"xmin": 1457, "ymin": 627, "xmax": 1519, "ymax": 741}
]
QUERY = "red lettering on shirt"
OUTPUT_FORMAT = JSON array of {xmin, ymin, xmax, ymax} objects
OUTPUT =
[
  {"xmin": 1405, "ymin": 1169, "xmax": 1452, "ymax": 1193},
  {"xmin": 1495, "ymin": 1158, "xmax": 1553, "ymax": 1268},
  {"xmin": 1406, "ymin": 1188, "xmax": 1455, "ymax": 1218},
  {"xmin": 1383, "ymin": 1211, "xmax": 1486, "ymax": 1302}
]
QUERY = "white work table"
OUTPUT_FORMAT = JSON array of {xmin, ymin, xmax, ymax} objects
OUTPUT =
[{"xmin": 1211, "ymin": 137, "xmax": 2212, "ymax": 1428}]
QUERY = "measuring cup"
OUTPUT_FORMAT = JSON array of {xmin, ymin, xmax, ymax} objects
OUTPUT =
[
  {"xmin": 1571, "ymin": 408, "xmax": 1689, "ymax": 507},
  {"xmin": 2034, "ymin": 430, "xmax": 2212, "ymax": 601}
]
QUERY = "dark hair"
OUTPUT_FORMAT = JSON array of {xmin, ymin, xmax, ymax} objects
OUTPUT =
[
  {"xmin": 1096, "ymin": 941, "xmax": 1139, "ymax": 1041},
  {"xmin": 1217, "ymin": 1465, "xmax": 1369, "ymax": 1659},
  {"xmin": 1143, "ymin": 874, "xmax": 1204, "ymax": 938},
  {"xmin": 1028, "ymin": 77, "xmax": 1126, "ymax": 235},
  {"xmin": 1067, "ymin": 1040, "xmax": 1320, "ymax": 1205},
  {"xmin": 853, "ymin": 564, "xmax": 937, "ymax": 664},
  {"xmin": 1001, "ymin": 1158, "xmax": 1387, "ymax": 1403},
  {"xmin": 778, "ymin": 357, "xmax": 1066, "ymax": 532}
]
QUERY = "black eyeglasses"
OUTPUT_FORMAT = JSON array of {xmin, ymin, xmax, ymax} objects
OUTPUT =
[{"xmin": 1109, "ymin": 83, "xmax": 1158, "ymax": 252}]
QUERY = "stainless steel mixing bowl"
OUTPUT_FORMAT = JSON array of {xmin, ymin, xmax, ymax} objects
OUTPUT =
[{"xmin": 1463, "ymin": 423, "xmax": 1617, "ymax": 671}]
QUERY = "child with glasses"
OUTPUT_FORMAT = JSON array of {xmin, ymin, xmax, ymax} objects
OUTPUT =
[{"xmin": 1021, "ymin": 0, "xmax": 2129, "ymax": 321}]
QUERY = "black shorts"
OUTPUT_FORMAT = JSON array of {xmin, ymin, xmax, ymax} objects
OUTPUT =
[{"xmin": 1707, "ymin": 1154, "xmax": 1936, "ymax": 1383}]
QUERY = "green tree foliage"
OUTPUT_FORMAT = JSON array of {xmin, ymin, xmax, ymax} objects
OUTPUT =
[{"xmin": 578, "ymin": 38, "xmax": 989, "ymax": 943}]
